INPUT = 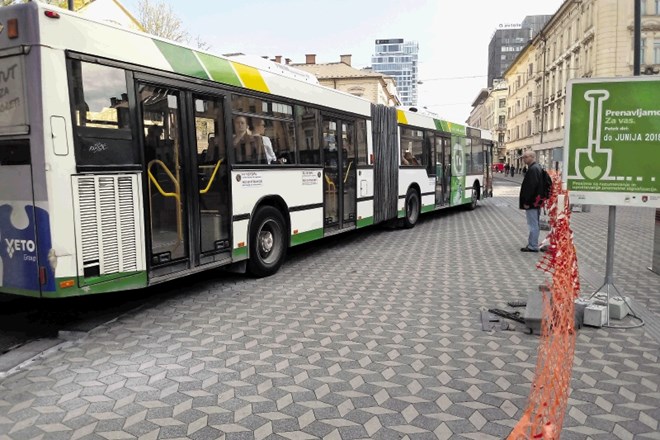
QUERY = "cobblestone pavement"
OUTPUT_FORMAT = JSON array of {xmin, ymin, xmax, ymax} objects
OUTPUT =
[{"xmin": 0, "ymin": 179, "xmax": 658, "ymax": 440}]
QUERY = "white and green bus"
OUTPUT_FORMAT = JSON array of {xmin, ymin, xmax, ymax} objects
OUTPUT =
[{"xmin": 0, "ymin": 2, "xmax": 493, "ymax": 298}]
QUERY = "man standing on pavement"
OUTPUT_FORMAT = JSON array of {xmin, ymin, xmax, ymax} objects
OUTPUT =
[{"xmin": 519, "ymin": 150, "xmax": 543, "ymax": 252}]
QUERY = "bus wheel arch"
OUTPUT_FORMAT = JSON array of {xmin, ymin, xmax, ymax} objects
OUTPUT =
[
  {"xmin": 468, "ymin": 180, "xmax": 481, "ymax": 210},
  {"xmin": 247, "ymin": 197, "xmax": 290, "ymax": 277},
  {"xmin": 403, "ymin": 185, "xmax": 421, "ymax": 229}
]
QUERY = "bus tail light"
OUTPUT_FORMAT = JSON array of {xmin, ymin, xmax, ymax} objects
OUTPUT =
[
  {"xmin": 293, "ymin": 229, "xmax": 299, "ymax": 235},
  {"xmin": 7, "ymin": 18, "xmax": 19, "ymax": 39},
  {"xmin": 238, "ymin": 242, "xmax": 245, "ymax": 248},
  {"xmin": 39, "ymin": 267, "xmax": 47, "ymax": 285},
  {"xmin": 59, "ymin": 279, "xmax": 75, "ymax": 289},
  {"xmin": 44, "ymin": 11, "xmax": 61, "ymax": 19}
]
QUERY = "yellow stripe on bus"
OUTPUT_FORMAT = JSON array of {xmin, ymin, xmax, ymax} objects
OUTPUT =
[
  {"xmin": 397, "ymin": 109, "xmax": 408, "ymax": 125},
  {"xmin": 231, "ymin": 62, "xmax": 270, "ymax": 93}
]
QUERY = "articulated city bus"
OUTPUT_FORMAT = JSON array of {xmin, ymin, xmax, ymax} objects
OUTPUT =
[{"xmin": 0, "ymin": 2, "xmax": 492, "ymax": 298}]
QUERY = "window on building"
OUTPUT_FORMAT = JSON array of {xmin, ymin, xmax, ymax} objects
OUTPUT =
[
  {"xmin": 655, "ymin": 0, "xmax": 660, "ymax": 14},
  {"xmin": 654, "ymin": 39, "xmax": 660, "ymax": 64},
  {"xmin": 641, "ymin": 38, "xmax": 647, "ymax": 64},
  {"xmin": 499, "ymin": 98, "xmax": 506, "ymax": 108},
  {"xmin": 498, "ymin": 133, "xmax": 505, "ymax": 144},
  {"xmin": 499, "ymin": 115, "xmax": 505, "ymax": 127},
  {"xmin": 641, "ymin": 0, "xmax": 647, "ymax": 15}
]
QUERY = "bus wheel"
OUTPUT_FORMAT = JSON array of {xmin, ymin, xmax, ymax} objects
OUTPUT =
[
  {"xmin": 247, "ymin": 206, "xmax": 287, "ymax": 277},
  {"xmin": 403, "ymin": 188, "xmax": 420, "ymax": 229},
  {"xmin": 467, "ymin": 185, "xmax": 479, "ymax": 210}
]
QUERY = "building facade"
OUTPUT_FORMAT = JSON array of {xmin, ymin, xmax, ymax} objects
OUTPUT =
[
  {"xmin": 467, "ymin": 80, "xmax": 508, "ymax": 164},
  {"xmin": 503, "ymin": 44, "xmax": 537, "ymax": 171},
  {"xmin": 487, "ymin": 15, "xmax": 552, "ymax": 87},
  {"xmin": 485, "ymin": 81, "xmax": 509, "ymax": 163},
  {"xmin": 467, "ymin": 89, "xmax": 489, "ymax": 129},
  {"xmin": 498, "ymin": 0, "xmax": 660, "ymax": 171},
  {"xmin": 293, "ymin": 54, "xmax": 400, "ymax": 107},
  {"xmin": 371, "ymin": 39, "xmax": 419, "ymax": 106}
]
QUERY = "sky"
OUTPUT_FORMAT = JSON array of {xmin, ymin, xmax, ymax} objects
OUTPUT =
[{"xmin": 123, "ymin": 0, "xmax": 565, "ymax": 123}]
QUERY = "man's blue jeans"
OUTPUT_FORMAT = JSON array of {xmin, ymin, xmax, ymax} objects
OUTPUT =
[{"xmin": 525, "ymin": 208, "xmax": 540, "ymax": 250}]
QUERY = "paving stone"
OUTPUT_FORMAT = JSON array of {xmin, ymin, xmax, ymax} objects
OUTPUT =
[{"xmin": 0, "ymin": 178, "xmax": 658, "ymax": 439}]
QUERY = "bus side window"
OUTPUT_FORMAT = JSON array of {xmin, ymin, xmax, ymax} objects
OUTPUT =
[
  {"xmin": 68, "ymin": 60, "xmax": 136, "ymax": 168},
  {"xmin": 296, "ymin": 106, "xmax": 320, "ymax": 165}
]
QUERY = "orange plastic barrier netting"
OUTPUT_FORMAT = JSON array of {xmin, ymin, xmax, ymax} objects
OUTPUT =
[{"xmin": 508, "ymin": 173, "xmax": 581, "ymax": 440}]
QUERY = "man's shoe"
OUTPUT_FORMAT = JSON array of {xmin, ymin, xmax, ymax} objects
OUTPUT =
[{"xmin": 520, "ymin": 247, "xmax": 539, "ymax": 252}]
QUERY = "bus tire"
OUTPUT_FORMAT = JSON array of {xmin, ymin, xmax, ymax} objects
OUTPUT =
[
  {"xmin": 247, "ymin": 206, "xmax": 287, "ymax": 277},
  {"xmin": 467, "ymin": 184, "xmax": 479, "ymax": 211},
  {"xmin": 403, "ymin": 188, "xmax": 420, "ymax": 229}
]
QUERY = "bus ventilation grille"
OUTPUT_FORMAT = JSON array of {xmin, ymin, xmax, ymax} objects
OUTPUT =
[{"xmin": 73, "ymin": 174, "xmax": 143, "ymax": 279}]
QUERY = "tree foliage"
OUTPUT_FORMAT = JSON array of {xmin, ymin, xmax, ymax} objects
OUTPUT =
[
  {"xmin": 136, "ymin": 0, "xmax": 188, "ymax": 43},
  {"xmin": 1, "ymin": 0, "xmax": 210, "ymax": 50}
]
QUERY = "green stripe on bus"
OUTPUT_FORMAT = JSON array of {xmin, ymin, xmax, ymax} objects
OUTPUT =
[
  {"xmin": 421, "ymin": 205, "xmax": 435, "ymax": 213},
  {"xmin": 44, "ymin": 272, "xmax": 148, "ymax": 298},
  {"xmin": 356, "ymin": 217, "xmax": 374, "ymax": 228},
  {"xmin": 398, "ymin": 209, "xmax": 405, "ymax": 218},
  {"xmin": 290, "ymin": 228, "xmax": 323, "ymax": 246},
  {"xmin": 196, "ymin": 52, "xmax": 242, "ymax": 87},
  {"xmin": 78, "ymin": 271, "xmax": 144, "ymax": 288},
  {"xmin": 434, "ymin": 119, "xmax": 466, "ymax": 136},
  {"xmin": 233, "ymin": 247, "xmax": 248, "ymax": 260},
  {"xmin": 154, "ymin": 40, "xmax": 209, "ymax": 80}
]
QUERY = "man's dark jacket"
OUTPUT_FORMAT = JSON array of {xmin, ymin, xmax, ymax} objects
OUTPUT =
[{"xmin": 519, "ymin": 162, "xmax": 543, "ymax": 209}]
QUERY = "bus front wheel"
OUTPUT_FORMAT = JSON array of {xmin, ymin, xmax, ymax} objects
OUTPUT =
[
  {"xmin": 247, "ymin": 206, "xmax": 287, "ymax": 277},
  {"xmin": 403, "ymin": 188, "xmax": 420, "ymax": 229}
]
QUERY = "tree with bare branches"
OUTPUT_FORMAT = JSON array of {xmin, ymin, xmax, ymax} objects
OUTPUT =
[
  {"xmin": 136, "ymin": 0, "xmax": 188, "ymax": 42},
  {"xmin": 136, "ymin": 0, "xmax": 209, "ymax": 50}
]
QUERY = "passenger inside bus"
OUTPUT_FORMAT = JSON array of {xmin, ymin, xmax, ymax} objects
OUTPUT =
[
  {"xmin": 144, "ymin": 124, "xmax": 163, "ymax": 161},
  {"xmin": 250, "ymin": 117, "xmax": 278, "ymax": 164},
  {"xmin": 402, "ymin": 150, "xmax": 419, "ymax": 166}
]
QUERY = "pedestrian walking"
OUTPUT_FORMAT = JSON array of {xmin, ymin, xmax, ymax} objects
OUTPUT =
[
  {"xmin": 504, "ymin": 163, "xmax": 510, "ymax": 175},
  {"xmin": 510, "ymin": 166, "xmax": 515, "ymax": 178},
  {"xmin": 519, "ymin": 150, "xmax": 543, "ymax": 252}
]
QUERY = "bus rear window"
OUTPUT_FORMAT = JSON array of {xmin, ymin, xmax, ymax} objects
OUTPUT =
[
  {"xmin": 0, "ymin": 139, "xmax": 30, "ymax": 165},
  {"xmin": 0, "ymin": 55, "xmax": 28, "ymax": 134}
]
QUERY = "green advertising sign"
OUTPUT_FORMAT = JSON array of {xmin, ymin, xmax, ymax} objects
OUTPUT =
[{"xmin": 564, "ymin": 77, "xmax": 660, "ymax": 208}]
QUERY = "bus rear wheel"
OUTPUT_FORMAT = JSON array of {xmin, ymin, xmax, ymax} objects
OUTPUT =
[
  {"xmin": 247, "ymin": 206, "xmax": 287, "ymax": 277},
  {"xmin": 403, "ymin": 188, "xmax": 420, "ymax": 229},
  {"xmin": 467, "ymin": 185, "xmax": 479, "ymax": 210}
]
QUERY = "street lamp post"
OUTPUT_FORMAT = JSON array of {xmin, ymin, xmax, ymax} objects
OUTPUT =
[{"xmin": 68, "ymin": 0, "xmax": 74, "ymax": 11}]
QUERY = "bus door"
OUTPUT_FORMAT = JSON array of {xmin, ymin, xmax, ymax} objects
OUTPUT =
[
  {"xmin": 438, "ymin": 136, "xmax": 451, "ymax": 206},
  {"xmin": 322, "ymin": 117, "xmax": 356, "ymax": 233},
  {"xmin": 191, "ymin": 95, "xmax": 231, "ymax": 264},
  {"xmin": 484, "ymin": 140, "xmax": 493, "ymax": 197},
  {"xmin": 138, "ymin": 82, "xmax": 230, "ymax": 277}
]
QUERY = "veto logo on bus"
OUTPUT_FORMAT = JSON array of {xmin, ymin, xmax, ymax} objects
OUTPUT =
[{"xmin": 5, "ymin": 238, "xmax": 37, "ymax": 260}]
